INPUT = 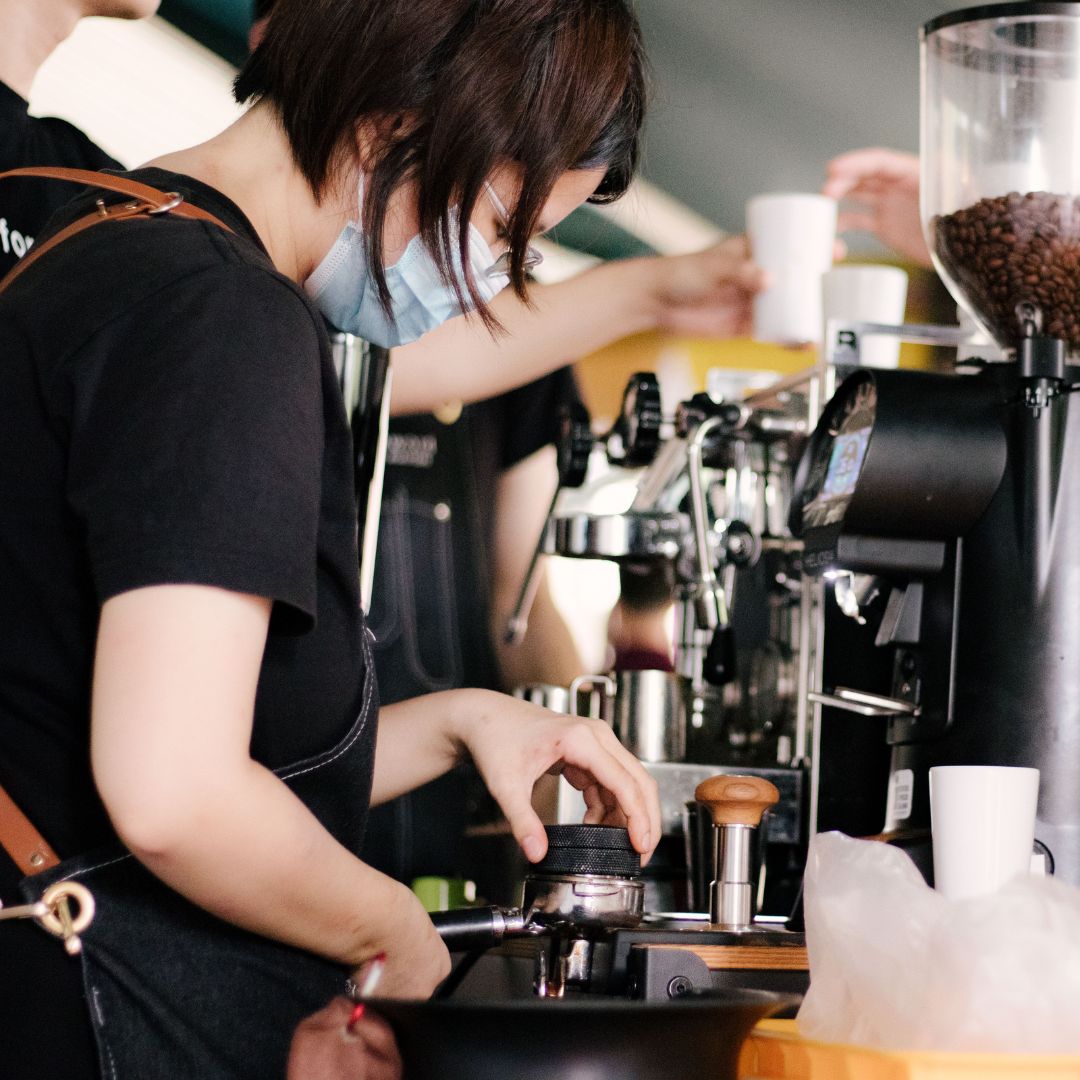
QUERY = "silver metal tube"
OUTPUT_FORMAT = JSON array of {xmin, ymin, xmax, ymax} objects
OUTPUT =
[
  {"xmin": 709, "ymin": 823, "xmax": 754, "ymax": 929},
  {"xmin": 360, "ymin": 366, "xmax": 392, "ymax": 613},
  {"xmin": 687, "ymin": 416, "xmax": 728, "ymax": 631},
  {"xmin": 717, "ymin": 823, "xmax": 753, "ymax": 882}
]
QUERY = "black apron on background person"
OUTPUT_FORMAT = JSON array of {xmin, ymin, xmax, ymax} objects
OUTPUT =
[
  {"xmin": 363, "ymin": 371, "xmax": 580, "ymax": 884},
  {"xmin": 0, "ymin": 80, "xmax": 121, "ymax": 277}
]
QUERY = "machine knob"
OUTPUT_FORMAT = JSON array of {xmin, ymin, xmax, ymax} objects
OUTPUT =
[
  {"xmin": 694, "ymin": 774, "xmax": 780, "ymax": 827},
  {"xmin": 556, "ymin": 400, "xmax": 594, "ymax": 489},
  {"xmin": 609, "ymin": 372, "xmax": 662, "ymax": 467},
  {"xmin": 723, "ymin": 520, "xmax": 761, "ymax": 568}
]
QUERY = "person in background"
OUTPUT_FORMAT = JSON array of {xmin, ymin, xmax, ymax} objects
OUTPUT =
[
  {"xmin": 824, "ymin": 147, "xmax": 929, "ymax": 266},
  {"xmin": 0, "ymin": 0, "xmax": 162, "ymax": 276}
]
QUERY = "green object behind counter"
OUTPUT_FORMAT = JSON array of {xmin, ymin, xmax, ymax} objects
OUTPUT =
[{"xmin": 412, "ymin": 876, "xmax": 477, "ymax": 913}]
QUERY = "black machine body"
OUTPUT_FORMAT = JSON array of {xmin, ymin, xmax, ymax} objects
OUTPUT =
[{"xmin": 793, "ymin": 361, "xmax": 1080, "ymax": 882}]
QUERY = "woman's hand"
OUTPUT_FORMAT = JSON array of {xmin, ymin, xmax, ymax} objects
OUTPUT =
[
  {"xmin": 353, "ymin": 883, "xmax": 452, "ymax": 1000},
  {"xmin": 287, "ymin": 997, "xmax": 402, "ymax": 1080},
  {"xmin": 823, "ymin": 148, "xmax": 930, "ymax": 266},
  {"xmin": 647, "ymin": 235, "xmax": 766, "ymax": 338},
  {"xmin": 453, "ymin": 690, "xmax": 662, "ymax": 864}
]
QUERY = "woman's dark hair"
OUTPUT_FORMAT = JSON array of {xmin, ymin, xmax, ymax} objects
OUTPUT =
[{"xmin": 236, "ymin": 0, "xmax": 646, "ymax": 327}]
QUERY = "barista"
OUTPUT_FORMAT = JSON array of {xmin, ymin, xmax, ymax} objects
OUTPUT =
[
  {"xmin": 244, "ymin": 1, "xmax": 762, "ymax": 890},
  {"xmin": 0, "ymin": 2, "xmax": 663, "ymax": 1077},
  {"xmin": 0, "ymin": 0, "xmax": 162, "ymax": 277}
]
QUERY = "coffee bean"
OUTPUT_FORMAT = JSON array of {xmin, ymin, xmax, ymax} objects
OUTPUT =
[{"xmin": 934, "ymin": 191, "xmax": 1080, "ymax": 351}]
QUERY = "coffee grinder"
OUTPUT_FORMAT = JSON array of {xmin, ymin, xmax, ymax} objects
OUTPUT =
[{"xmin": 792, "ymin": 2, "xmax": 1080, "ymax": 883}]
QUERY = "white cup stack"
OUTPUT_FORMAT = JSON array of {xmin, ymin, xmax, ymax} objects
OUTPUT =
[{"xmin": 746, "ymin": 192, "xmax": 837, "ymax": 346}]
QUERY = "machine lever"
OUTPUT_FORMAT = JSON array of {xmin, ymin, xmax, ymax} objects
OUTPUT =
[
  {"xmin": 807, "ymin": 688, "xmax": 920, "ymax": 718},
  {"xmin": 687, "ymin": 416, "xmax": 727, "ymax": 633},
  {"xmin": 702, "ymin": 624, "xmax": 737, "ymax": 687},
  {"xmin": 504, "ymin": 486, "xmax": 560, "ymax": 646}
]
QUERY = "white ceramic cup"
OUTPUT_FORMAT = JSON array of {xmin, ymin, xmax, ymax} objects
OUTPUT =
[
  {"xmin": 929, "ymin": 765, "xmax": 1040, "ymax": 900},
  {"xmin": 746, "ymin": 193, "xmax": 837, "ymax": 345},
  {"xmin": 821, "ymin": 264, "xmax": 909, "ymax": 368}
]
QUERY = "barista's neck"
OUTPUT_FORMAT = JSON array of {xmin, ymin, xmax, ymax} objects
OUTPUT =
[
  {"xmin": 0, "ymin": 0, "xmax": 86, "ymax": 101},
  {"xmin": 144, "ymin": 102, "xmax": 351, "ymax": 285}
]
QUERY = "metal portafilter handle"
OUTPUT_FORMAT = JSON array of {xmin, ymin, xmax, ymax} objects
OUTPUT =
[
  {"xmin": 429, "ymin": 826, "xmax": 645, "ymax": 999},
  {"xmin": 694, "ymin": 774, "xmax": 780, "ymax": 931},
  {"xmin": 429, "ymin": 905, "xmax": 530, "ymax": 952}
]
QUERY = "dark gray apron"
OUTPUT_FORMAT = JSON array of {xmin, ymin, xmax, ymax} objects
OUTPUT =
[{"xmin": 19, "ymin": 628, "xmax": 379, "ymax": 1080}]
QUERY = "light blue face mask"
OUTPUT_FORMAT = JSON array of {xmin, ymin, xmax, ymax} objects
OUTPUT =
[{"xmin": 304, "ymin": 179, "xmax": 513, "ymax": 348}]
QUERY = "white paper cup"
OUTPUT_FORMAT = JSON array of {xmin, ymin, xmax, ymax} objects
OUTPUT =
[
  {"xmin": 929, "ymin": 765, "xmax": 1040, "ymax": 899},
  {"xmin": 822, "ymin": 264, "xmax": 909, "ymax": 368},
  {"xmin": 747, "ymin": 193, "xmax": 836, "ymax": 345},
  {"xmin": 751, "ymin": 192, "xmax": 833, "ymax": 345}
]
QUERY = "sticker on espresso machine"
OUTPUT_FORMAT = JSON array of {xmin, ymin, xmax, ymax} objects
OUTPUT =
[{"xmin": 886, "ymin": 768, "xmax": 914, "ymax": 822}]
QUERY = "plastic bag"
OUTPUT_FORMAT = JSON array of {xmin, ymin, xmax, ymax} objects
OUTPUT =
[{"xmin": 798, "ymin": 831, "xmax": 1080, "ymax": 1053}]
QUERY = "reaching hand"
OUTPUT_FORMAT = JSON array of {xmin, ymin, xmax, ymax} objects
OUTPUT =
[
  {"xmin": 649, "ymin": 235, "xmax": 766, "ymax": 338},
  {"xmin": 287, "ymin": 997, "xmax": 402, "ymax": 1080},
  {"xmin": 823, "ymin": 148, "xmax": 931, "ymax": 266},
  {"xmin": 455, "ymin": 690, "xmax": 662, "ymax": 865}
]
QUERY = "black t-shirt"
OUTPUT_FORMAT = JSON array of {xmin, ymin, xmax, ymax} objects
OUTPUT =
[
  {"xmin": 0, "ymin": 80, "xmax": 121, "ymax": 278},
  {"xmin": 0, "ymin": 168, "xmax": 371, "ymax": 901}
]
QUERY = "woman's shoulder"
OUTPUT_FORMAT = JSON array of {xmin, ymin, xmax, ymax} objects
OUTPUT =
[{"xmin": 2, "ymin": 199, "xmax": 326, "ymax": 385}]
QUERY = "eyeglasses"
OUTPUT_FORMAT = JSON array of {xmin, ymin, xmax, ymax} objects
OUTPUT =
[{"xmin": 483, "ymin": 183, "xmax": 544, "ymax": 279}]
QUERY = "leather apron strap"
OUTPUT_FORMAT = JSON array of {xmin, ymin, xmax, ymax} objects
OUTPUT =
[
  {"xmin": 0, "ymin": 167, "xmax": 235, "ymax": 296},
  {"xmin": 0, "ymin": 786, "xmax": 59, "ymax": 876},
  {"xmin": 0, "ymin": 168, "xmax": 234, "ymax": 874}
]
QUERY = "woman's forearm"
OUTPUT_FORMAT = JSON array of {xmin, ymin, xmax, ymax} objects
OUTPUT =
[
  {"xmin": 390, "ymin": 258, "xmax": 661, "ymax": 415},
  {"xmin": 118, "ymin": 757, "xmax": 405, "ymax": 968},
  {"xmin": 369, "ymin": 689, "xmax": 479, "ymax": 805},
  {"xmin": 91, "ymin": 585, "xmax": 431, "ymax": 975}
]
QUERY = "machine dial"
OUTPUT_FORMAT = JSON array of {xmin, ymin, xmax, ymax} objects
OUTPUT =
[
  {"xmin": 609, "ymin": 372, "xmax": 662, "ymax": 467},
  {"xmin": 555, "ymin": 400, "xmax": 594, "ymax": 489}
]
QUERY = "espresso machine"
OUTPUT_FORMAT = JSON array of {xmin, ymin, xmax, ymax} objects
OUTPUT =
[
  {"xmin": 791, "ymin": 2, "xmax": 1080, "ymax": 883},
  {"xmin": 507, "ymin": 371, "xmax": 812, "ymax": 917}
]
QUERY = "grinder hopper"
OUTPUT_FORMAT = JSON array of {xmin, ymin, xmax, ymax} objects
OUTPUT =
[{"xmin": 922, "ymin": 3, "xmax": 1080, "ymax": 356}]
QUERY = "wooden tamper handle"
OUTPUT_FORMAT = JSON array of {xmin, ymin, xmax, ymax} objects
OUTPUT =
[
  {"xmin": 694, "ymin": 774, "xmax": 780, "ymax": 827},
  {"xmin": 694, "ymin": 774, "xmax": 780, "ymax": 930}
]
